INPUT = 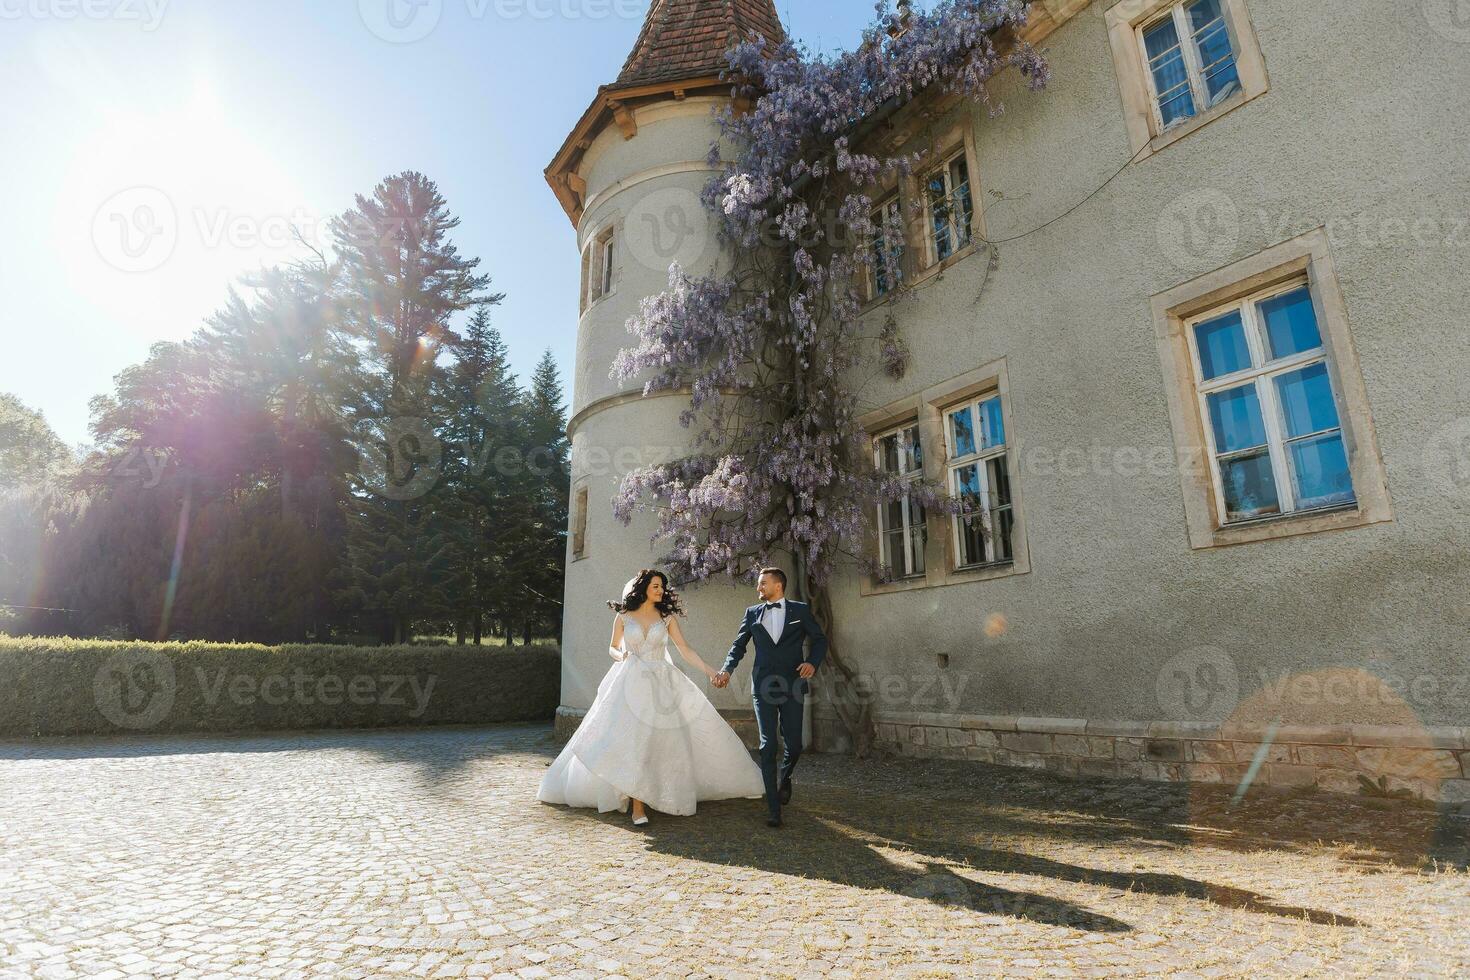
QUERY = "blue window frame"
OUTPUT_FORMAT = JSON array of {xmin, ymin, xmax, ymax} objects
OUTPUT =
[{"xmin": 1187, "ymin": 282, "xmax": 1356, "ymax": 522}]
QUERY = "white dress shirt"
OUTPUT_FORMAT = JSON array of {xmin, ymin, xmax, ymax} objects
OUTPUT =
[{"xmin": 761, "ymin": 598, "xmax": 786, "ymax": 639}]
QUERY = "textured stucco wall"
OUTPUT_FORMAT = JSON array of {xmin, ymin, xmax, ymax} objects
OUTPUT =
[
  {"xmin": 829, "ymin": 0, "xmax": 1470, "ymax": 730},
  {"xmin": 561, "ymin": 396, "xmax": 758, "ymax": 715},
  {"xmin": 561, "ymin": 0, "xmax": 1470, "ymax": 737},
  {"xmin": 562, "ymin": 105, "xmax": 761, "ymax": 717}
]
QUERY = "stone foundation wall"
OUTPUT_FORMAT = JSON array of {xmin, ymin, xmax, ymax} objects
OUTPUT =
[
  {"xmin": 557, "ymin": 704, "xmax": 1468, "ymax": 804},
  {"xmin": 811, "ymin": 711, "xmax": 1470, "ymax": 804}
]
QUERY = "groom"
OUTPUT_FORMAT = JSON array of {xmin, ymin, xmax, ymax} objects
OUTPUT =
[{"xmin": 712, "ymin": 567, "xmax": 827, "ymax": 827}]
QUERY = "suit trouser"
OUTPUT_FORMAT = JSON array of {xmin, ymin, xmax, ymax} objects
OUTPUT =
[{"xmin": 753, "ymin": 676, "xmax": 804, "ymax": 818}]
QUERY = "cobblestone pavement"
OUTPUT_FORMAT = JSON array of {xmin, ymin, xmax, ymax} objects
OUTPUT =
[{"xmin": 3, "ymin": 724, "xmax": 1468, "ymax": 978}]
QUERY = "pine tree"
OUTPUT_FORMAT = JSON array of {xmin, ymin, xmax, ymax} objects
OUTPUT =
[
  {"xmin": 435, "ymin": 306, "xmax": 529, "ymax": 644},
  {"xmin": 514, "ymin": 349, "xmax": 569, "ymax": 645},
  {"xmin": 329, "ymin": 172, "xmax": 499, "ymax": 643}
]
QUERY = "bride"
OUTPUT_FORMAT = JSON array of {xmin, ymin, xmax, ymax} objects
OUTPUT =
[{"xmin": 537, "ymin": 569, "xmax": 764, "ymax": 825}]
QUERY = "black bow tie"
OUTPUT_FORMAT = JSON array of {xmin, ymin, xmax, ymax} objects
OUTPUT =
[{"xmin": 764, "ymin": 602, "xmax": 781, "ymax": 610}]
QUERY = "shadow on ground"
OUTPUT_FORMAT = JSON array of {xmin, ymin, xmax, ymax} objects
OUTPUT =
[
  {"xmin": 825, "ymin": 751, "xmax": 1470, "ymax": 874},
  {"xmin": 10, "ymin": 721, "xmax": 1463, "ymax": 879},
  {"xmin": 633, "ymin": 781, "xmax": 1363, "ymax": 932}
]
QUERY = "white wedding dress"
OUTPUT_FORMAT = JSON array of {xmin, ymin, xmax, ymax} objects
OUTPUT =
[{"xmin": 538, "ymin": 614, "xmax": 765, "ymax": 816}]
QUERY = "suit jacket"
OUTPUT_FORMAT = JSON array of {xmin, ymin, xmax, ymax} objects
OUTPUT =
[{"xmin": 721, "ymin": 599, "xmax": 828, "ymax": 697}]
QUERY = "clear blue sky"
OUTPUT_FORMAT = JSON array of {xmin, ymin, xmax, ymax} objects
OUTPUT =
[{"xmin": 0, "ymin": 0, "xmax": 880, "ymax": 446}]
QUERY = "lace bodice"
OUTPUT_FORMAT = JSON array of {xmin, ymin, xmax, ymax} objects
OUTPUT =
[{"xmin": 620, "ymin": 615, "xmax": 671, "ymax": 662}]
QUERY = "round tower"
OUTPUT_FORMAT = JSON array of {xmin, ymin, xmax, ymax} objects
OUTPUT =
[{"xmin": 544, "ymin": 0, "xmax": 785, "ymax": 740}]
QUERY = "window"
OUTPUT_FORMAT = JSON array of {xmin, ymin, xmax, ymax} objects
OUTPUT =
[
  {"xmin": 592, "ymin": 226, "xmax": 615, "ymax": 301},
  {"xmin": 858, "ymin": 358, "xmax": 1029, "ymax": 594},
  {"xmin": 583, "ymin": 224, "xmax": 616, "ymax": 309},
  {"xmin": 874, "ymin": 424, "xmax": 927, "ymax": 578},
  {"xmin": 1107, "ymin": 0, "xmax": 1267, "ymax": 160},
  {"xmin": 944, "ymin": 395, "xmax": 1013, "ymax": 567},
  {"xmin": 1188, "ymin": 281, "xmax": 1355, "ymax": 522},
  {"xmin": 1151, "ymin": 227, "xmax": 1392, "ymax": 549},
  {"xmin": 599, "ymin": 231, "xmax": 615, "ymax": 297},
  {"xmin": 869, "ymin": 195, "xmax": 903, "ymax": 299},
  {"xmin": 579, "ymin": 245, "xmax": 592, "ymax": 314},
  {"xmin": 925, "ymin": 151, "xmax": 973, "ymax": 265},
  {"xmin": 571, "ymin": 485, "xmax": 589, "ymax": 559},
  {"xmin": 1141, "ymin": 0, "xmax": 1241, "ymax": 131}
]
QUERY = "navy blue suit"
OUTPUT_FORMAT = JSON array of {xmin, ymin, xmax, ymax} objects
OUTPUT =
[{"xmin": 721, "ymin": 598, "xmax": 828, "ymax": 819}]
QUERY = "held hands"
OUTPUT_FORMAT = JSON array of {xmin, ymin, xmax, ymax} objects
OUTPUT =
[{"xmin": 709, "ymin": 666, "xmax": 813, "ymax": 685}]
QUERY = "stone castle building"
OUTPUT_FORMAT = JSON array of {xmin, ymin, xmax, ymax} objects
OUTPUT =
[{"xmin": 545, "ymin": 0, "xmax": 1470, "ymax": 802}]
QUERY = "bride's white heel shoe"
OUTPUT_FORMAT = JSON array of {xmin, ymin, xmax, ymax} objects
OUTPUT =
[{"xmin": 632, "ymin": 813, "xmax": 649, "ymax": 826}]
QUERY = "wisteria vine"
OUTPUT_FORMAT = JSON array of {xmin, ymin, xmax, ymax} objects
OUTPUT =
[{"xmin": 610, "ymin": 1, "xmax": 1049, "ymax": 599}]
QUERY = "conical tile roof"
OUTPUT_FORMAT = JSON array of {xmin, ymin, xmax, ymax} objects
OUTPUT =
[{"xmin": 615, "ymin": 0, "xmax": 785, "ymax": 88}]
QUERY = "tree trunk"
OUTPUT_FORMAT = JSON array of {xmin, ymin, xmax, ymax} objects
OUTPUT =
[
  {"xmin": 456, "ymin": 620, "xmax": 466, "ymax": 645},
  {"xmin": 794, "ymin": 552, "xmax": 875, "ymax": 758},
  {"xmin": 473, "ymin": 610, "xmax": 483, "ymax": 645}
]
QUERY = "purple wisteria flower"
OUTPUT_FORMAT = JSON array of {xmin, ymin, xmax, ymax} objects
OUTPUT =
[{"xmin": 610, "ymin": 0, "xmax": 1048, "ymax": 591}]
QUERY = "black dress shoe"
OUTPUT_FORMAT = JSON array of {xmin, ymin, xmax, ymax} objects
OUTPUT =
[
  {"xmin": 778, "ymin": 780, "xmax": 793, "ymax": 805},
  {"xmin": 766, "ymin": 815, "xmax": 783, "ymax": 827}
]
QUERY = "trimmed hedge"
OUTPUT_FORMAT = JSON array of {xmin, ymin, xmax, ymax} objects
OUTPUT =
[{"xmin": 0, "ymin": 636, "xmax": 560, "ymax": 737}]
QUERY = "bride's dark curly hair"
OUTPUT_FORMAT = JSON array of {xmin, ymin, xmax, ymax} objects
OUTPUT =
[{"xmin": 607, "ymin": 568, "xmax": 685, "ymax": 618}]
